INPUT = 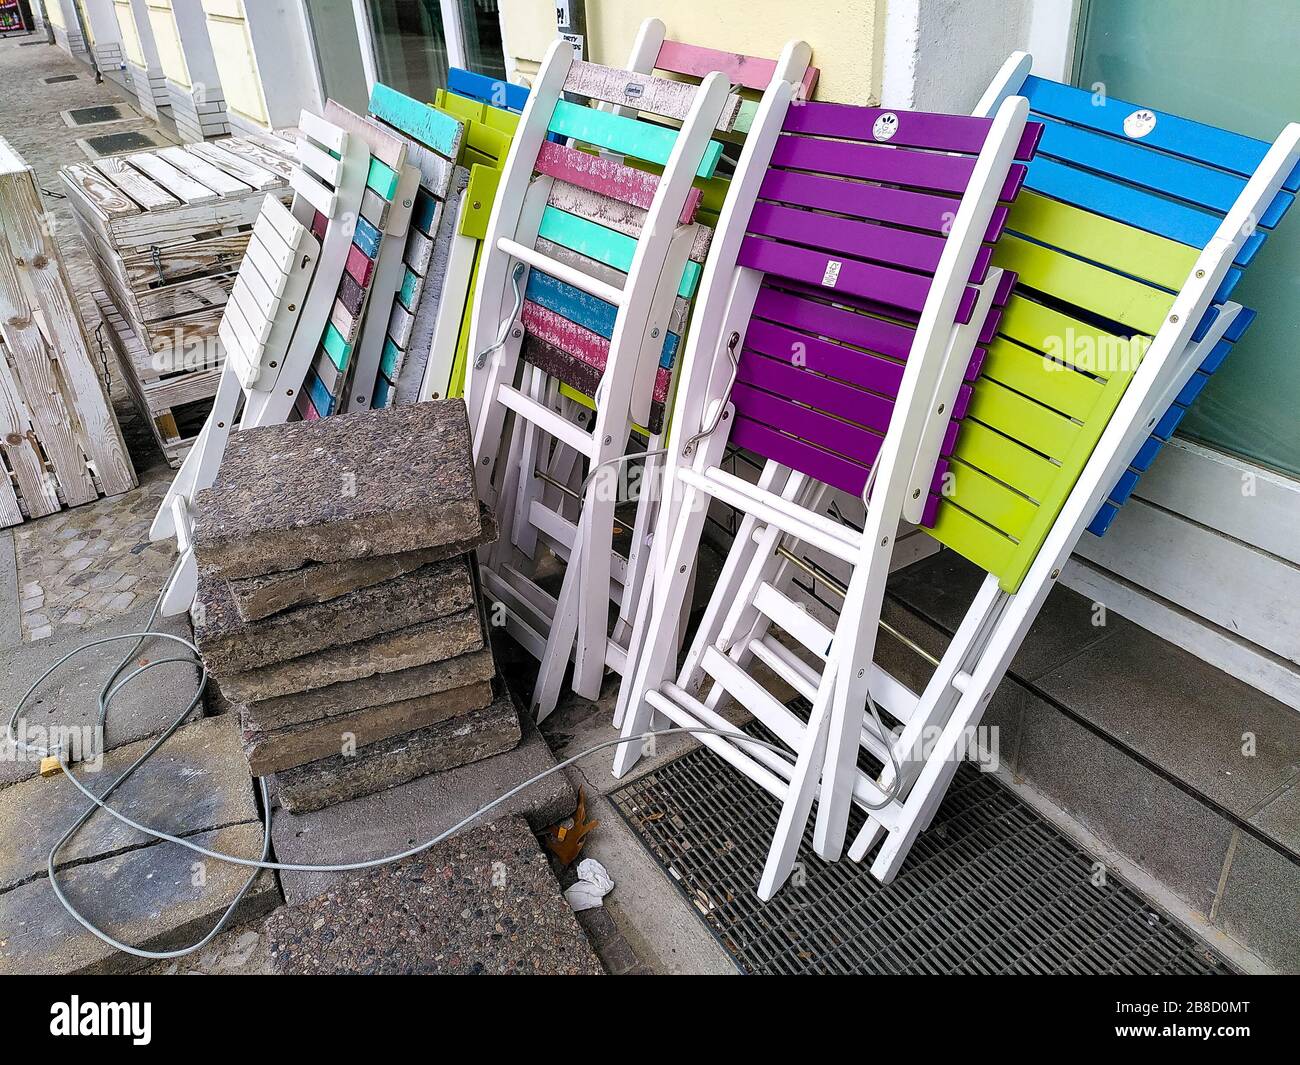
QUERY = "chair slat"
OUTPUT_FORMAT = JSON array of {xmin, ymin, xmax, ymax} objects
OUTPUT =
[
  {"xmin": 547, "ymin": 100, "xmax": 723, "ymax": 178},
  {"xmin": 946, "ymin": 460, "xmax": 1038, "ymax": 537},
  {"xmin": 950, "ymin": 420, "xmax": 1059, "ymax": 501},
  {"xmin": 997, "ymin": 293, "xmax": 1137, "ymax": 379},
  {"xmin": 447, "ymin": 67, "xmax": 529, "ymax": 112},
  {"xmin": 747, "ymin": 201, "xmax": 956, "ymax": 277},
  {"xmin": 730, "ymin": 417, "xmax": 875, "ymax": 497},
  {"xmin": 769, "ymin": 134, "xmax": 977, "ymax": 195},
  {"xmin": 980, "ymin": 336, "xmax": 1105, "ymax": 422},
  {"xmin": 994, "ymin": 234, "xmax": 1174, "ymax": 335},
  {"xmin": 538, "ymin": 206, "xmax": 701, "ymax": 298},
  {"xmin": 1034, "ymin": 115, "xmax": 1248, "ymax": 215},
  {"xmin": 563, "ymin": 60, "xmax": 742, "ymax": 130},
  {"xmin": 752, "ymin": 284, "xmax": 916, "ymax": 360},
  {"xmin": 781, "ymin": 103, "xmax": 1041, "ymax": 160},
  {"xmin": 738, "ymin": 236, "xmax": 953, "ymax": 318},
  {"xmin": 1022, "ymin": 76, "xmax": 1278, "ymax": 180},
  {"xmin": 1007, "ymin": 189, "xmax": 1199, "ymax": 292},
  {"xmin": 964, "ymin": 377, "xmax": 1080, "ymax": 462},
  {"xmin": 737, "ymin": 353, "xmax": 899, "ymax": 434},
  {"xmin": 743, "ymin": 319, "xmax": 906, "ymax": 396},
  {"xmin": 535, "ymin": 140, "xmax": 702, "ymax": 222}
]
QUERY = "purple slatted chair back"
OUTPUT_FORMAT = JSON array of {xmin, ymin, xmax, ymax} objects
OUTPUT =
[{"xmin": 728, "ymin": 102, "xmax": 1040, "ymax": 524}]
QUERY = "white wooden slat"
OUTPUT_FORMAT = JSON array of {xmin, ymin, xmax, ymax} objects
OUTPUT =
[
  {"xmin": 297, "ymin": 138, "xmax": 344, "ymax": 189},
  {"xmin": 253, "ymin": 193, "xmax": 306, "ymax": 251},
  {"xmin": 563, "ymin": 59, "xmax": 744, "ymax": 131},
  {"xmin": 187, "ymin": 141, "xmax": 280, "ymax": 190},
  {"xmin": 250, "ymin": 212, "xmax": 297, "ymax": 275},
  {"xmin": 91, "ymin": 156, "xmax": 177, "ymax": 211},
  {"xmin": 126, "ymin": 152, "xmax": 220, "ymax": 204},
  {"xmin": 230, "ymin": 269, "xmax": 278, "ymax": 329},
  {"xmin": 387, "ymin": 299, "xmax": 414, "ymax": 349},
  {"xmin": 156, "ymin": 146, "xmax": 251, "ymax": 197},
  {"xmin": 298, "ymin": 110, "xmax": 347, "ymax": 153},
  {"xmin": 290, "ymin": 168, "xmax": 338, "ymax": 218},
  {"xmin": 244, "ymin": 231, "xmax": 293, "ymax": 295},
  {"xmin": 236, "ymin": 243, "xmax": 278, "ymax": 309},
  {"xmin": 231, "ymin": 280, "xmax": 276, "ymax": 344}
]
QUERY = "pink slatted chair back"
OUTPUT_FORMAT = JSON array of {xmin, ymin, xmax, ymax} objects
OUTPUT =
[
  {"xmin": 654, "ymin": 38, "xmax": 820, "ymax": 99},
  {"xmin": 727, "ymin": 102, "xmax": 1040, "ymax": 524}
]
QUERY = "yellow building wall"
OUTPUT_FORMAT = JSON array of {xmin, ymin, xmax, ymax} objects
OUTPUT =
[
  {"xmin": 46, "ymin": 1, "xmax": 66, "ymax": 30},
  {"xmin": 75, "ymin": 1, "xmax": 96, "ymax": 44},
  {"xmin": 113, "ymin": 0, "xmax": 145, "ymax": 66},
  {"xmin": 498, "ymin": 0, "xmax": 885, "ymax": 104},
  {"xmin": 147, "ymin": 0, "xmax": 191, "ymax": 87},
  {"xmin": 201, "ymin": 0, "xmax": 268, "ymax": 124}
]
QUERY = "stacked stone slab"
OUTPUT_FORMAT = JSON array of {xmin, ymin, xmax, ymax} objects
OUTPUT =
[{"xmin": 190, "ymin": 401, "xmax": 520, "ymax": 813}]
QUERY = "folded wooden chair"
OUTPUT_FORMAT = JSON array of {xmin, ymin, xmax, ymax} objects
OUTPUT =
[
  {"xmin": 613, "ymin": 68, "xmax": 1039, "ymax": 898},
  {"xmin": 470, "ymin": 26, "xmax": 816, "ymax": 721},
  {"xmin": 465, "ymin": 37, "xmax": 741, "ymax": 718},
  {"xmin": 833, "ymin": 67, "xmax": 1300, "ymax": 882},
  {"xmin": 418, "ymin": 77, "xmax": 521, "ymax": 403},
  {"xmin": 295, "ymin": 108, "xmax": 422, "ymax": 419},
  {"xmin": 345, "ymin": 85, "xmax": 465, "ymax": 410},
  {"xmin": 149, "ymin": 110, "xmax": 371, "ymax": 614}
]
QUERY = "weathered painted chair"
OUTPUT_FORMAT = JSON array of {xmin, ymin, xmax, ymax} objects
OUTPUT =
[
  {"xmin": 612, "ymin": 64, "xmax": 1039, "ymax": 899},
  {"xmin": 469, "ymin": 24, "xmax": 816, "ymax": 721},
  {"xmin": 465, "ymin": 36, "xmax": 746, "ymax": 719},
  {"xmin": 149, "ymin": 110, "xmax": 370, "ymax": 614},
  {"xmin": 295, "ymin": 106, "xmax": 422, "ymax": 419},
  {"xmin": 418, "ymin": 75, "xmax": 521, "ymax": 403},
  {"xmin": 831, "ymin": 65, "xmax": 1300, "ymax": 883},
  {"xmin": 343, "ymin": 84, "xmax": 466, "ymax": 411}
]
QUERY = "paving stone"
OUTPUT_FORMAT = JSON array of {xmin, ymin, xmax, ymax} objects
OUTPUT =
[
  {"xmin": 0, "ymin": 714, "xmax": 258, "ymax": 893},
  {"xmin": 194, "ymin": 556, "xmax": 475, "ymax": 673},
  {"xmin": 1035, "ymin": 625, "xmax": 1300, "ymax": 820},
  {"xmin": 243, "ymin": 646, "xmax": 496, "ymax": 733},
  {"xmin": 242, "ymin": 680, "xmax": 495, "ymax": 776},
  {"xmin": 1215, "ymin": 830, "xmax": 1300, "ymax": 972},
  {"xmin": 265, "ymin": 816, "xmax": 602, "ymax": 974},
  {"xmin": 1014, "ymin": 686, "xmax": 1235, "ymax": 917},
  {"xmin": 0, "ymin": 605, "xmax": 201, "ymax": 788},
  {"xmin": 273, "ymin": 710, "xmax": 574, "ymax": 904},
  {"xmin": 0, "ymin": 824, "xmax": 279, "ymax": 975},
  {"xmin": 274, "ymin": 690, "xmax": 523, "ymax": 814},
  {"xmin": 217, "ymin": 608, "xmax": 485, "ymax": 703},
  {"xmin": 229, "ymin": 506, "xmax": 498, "ymax": 622},
  {"xmin": 888, "ymin": 550, "xmax": 1136, "ymax": 682},
  {"xmin": 192, "ymin": 401, "xmax": 480, "ymax": 579}
]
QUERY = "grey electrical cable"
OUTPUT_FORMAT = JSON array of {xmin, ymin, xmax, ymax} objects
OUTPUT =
[{"xmin": 7, "ymin": 556, "xmax": 799, "ymax": 960}]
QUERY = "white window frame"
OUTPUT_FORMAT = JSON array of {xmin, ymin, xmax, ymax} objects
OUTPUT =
[{"xmin": 348, "ymin": 0, "xmax": 503, "ymax": 96}]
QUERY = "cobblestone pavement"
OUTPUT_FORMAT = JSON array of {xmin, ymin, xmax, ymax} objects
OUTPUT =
[
  {"xmin": 1, "ymin": 34, "xmax": 178, "ymax": 641},
  {"xmin": 14, "ymin": 464, "xmax": 177, "ymax": 641}
]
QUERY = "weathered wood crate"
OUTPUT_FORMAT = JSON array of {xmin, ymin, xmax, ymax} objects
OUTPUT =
[
  {"xmin": 59, "ymin": 134, "xmax": 297, "ymax": 465},
  {"xmin": 0, "ymin": 138, "xmax": 136, "ymax": 526}
]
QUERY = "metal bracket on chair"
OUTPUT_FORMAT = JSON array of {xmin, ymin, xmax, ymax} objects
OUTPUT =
[
  {"xmin": 681, "ymin": 330, "xmax": 741, "ymax": 458},
  {"xmin": 474, "ymin": 262, "xmax": 527, "ymax": 370}
]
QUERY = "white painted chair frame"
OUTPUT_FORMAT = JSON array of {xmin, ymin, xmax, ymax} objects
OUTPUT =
[
  {"xmin": 150, "ymin": 111, "xmax": 371, "ymax": 614},
  {"xmin": 837, "ymin": 58, "xmax": 1300, "ymax": 883},
  {"xmin": 611, "ymin": 70, "xmax": 1032, "ymax": 898},
  {"xmin": 465, "ymin": 38, "xmax": 733, "ymax": 719}
]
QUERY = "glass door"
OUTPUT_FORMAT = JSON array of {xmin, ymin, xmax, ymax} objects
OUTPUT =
[{"xmin": 1076, "ymin": 0, "xmax": 1300, "ymax": 477}]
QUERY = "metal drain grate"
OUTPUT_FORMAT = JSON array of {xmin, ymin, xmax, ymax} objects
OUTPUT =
[
  {"xmin": 44, "ymin": 74, "xmax": 80, "ymax": 84},
  {"xmin": 612, "ymin": 731, "xmax": 1235, "ymax": 975},
  {"xmin": 62, "ymin": 104, "xmax": 134, "ymax": 126},
  {"xmin": 79, "ymin": 131, "xmax": 163, "ymax": 158}
]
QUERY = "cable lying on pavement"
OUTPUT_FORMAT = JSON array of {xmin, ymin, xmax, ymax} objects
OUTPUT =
[{"xmin": 8, "ymin": 560, "xmax": 794, "ymax": 961}]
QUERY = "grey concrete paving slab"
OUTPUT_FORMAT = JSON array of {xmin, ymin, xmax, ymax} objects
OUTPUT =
[
  {"xmin": 1035, "ymin": 626, "xmax": 1300, "ymax": 820},
  {"xmin": 0, "ymin": 824, "xmax": 278, "ymax": 975},
  {"xmin": 0, "ymin": 714, "xmax": 257, "ymax": 892},
  {"xmin": 1215, "ymin": 828, "xmax": 1300, "ymax": 973},
  {"xmin": 273, "ymin": 690, "xmax": 521, "ymax": 813},
  {"xmin": 192, "ymin": 401, "xmax": 480, "ymax": 578},
  {"xmin": 265, "ymin": 816, "xmax": 603, "ymax": 974},
  {"xmin": 0, "ymin": 604, "xmax": 200, "ymax": 788},
  {"xmin": 272, "ymin": 714, "xmax": 575, "ymax": 905}
]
